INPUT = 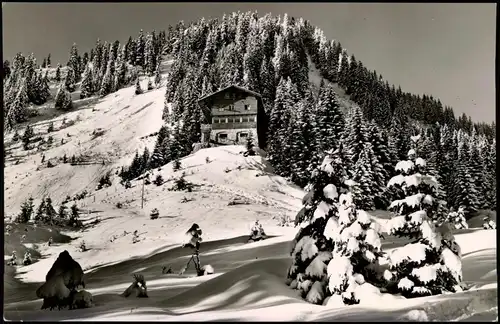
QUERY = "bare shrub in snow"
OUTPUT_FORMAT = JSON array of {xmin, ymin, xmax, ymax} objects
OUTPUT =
[
  {"xmin": 287, "ymin": 146, "xmax": 350, "ymax": 305},
  {"xmin": 385, "ymin": 134, "xmax": 463, "ymax": 298},
  {"xmin": 121, "ymin": 274, "xmax": 148, "ymax": 298},
  {"xmin": 23, "ymin": 251, "xmax": 33, "ymax": 265}
]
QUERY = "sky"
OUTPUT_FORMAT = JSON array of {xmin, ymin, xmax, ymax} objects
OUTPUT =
[{"xmin": 2, "ymin": 3, "xmax": 496, "ymax": 122}]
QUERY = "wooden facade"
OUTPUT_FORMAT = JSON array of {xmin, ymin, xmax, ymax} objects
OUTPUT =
[{"xmin": 198, "ymin": 85, "xmax": 266, "ymax": 149}]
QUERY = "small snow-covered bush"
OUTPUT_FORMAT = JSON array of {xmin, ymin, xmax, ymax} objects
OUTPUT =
[
  {"xmin": 79, "ymin": 241, "xmax": 87, "ymax": 252},
  {"xmin": 482, "ymin": 217, "xmax": 496, "ymax": 229},
  {"xmin": 447, "ymin": 207, "xmax": 468, "ymax": 229},
  {"xmin": 69, "ymin": 290, "xmax": 93, "ymax": 309},
  {"xmin": 150, "ymin": 208, "xmax": 159, "ymax": 220}
]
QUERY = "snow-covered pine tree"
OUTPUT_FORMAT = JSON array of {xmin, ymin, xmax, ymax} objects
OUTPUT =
[
  {"xmin": 68, "ymin": 43, "xmax": 81, "ymax": 81},
  {"xmin": 55, "ymin": 63, "xmax": 61, "ymax": 82},
  {"xmin": 6, "ymin": 78, "xmax": 30, "ymax": 126},
  {"xmin": 277, "ymin": 78, "xmax": 301, "ymax": 178},
  {"xmin": 135, "ymin": 29, "xmax": 146, "ymax": 68},
  {"xmin": 483, "ymin": 139, "xmax": 496, "ymax": 210},
  {"xmin": 450, "ymin": 131, "xmax": 480, "ymax": 215},
  {"xmin": 314, "ymin": 83, "xmax": 345, "ymax": 163},
  {"xmin": 366, "ymin": 120, "xmax": 392, "ymax": 208},
  {"xmin": 338, "ymin": 50, "xmax": 350, "ymax": 89},
  {"xmin": 39, "ymin": 72, "xmax": 51, "ymax": 103},
  {"xmin": 144, "ymin": 33, "xmax": 156, "ymax": 75},
  {"xmin": 149, "ymin": 125, "xmax": 170, "ymax": 169},
  {"xmin": 135, "ymin": 78, "xmax": 143, "ymax": 95},
  {"xmin": 65, "ymin": 67, "xmax": 76, "ymax": 92},
  {"xmin": 154, "ymin": 63, "xmax": 161, "ymax": 87},
  {"xmin": 288, "ymin": 91, "xmax": 316, "ymax": 187},
  {"xmin": 267, "ymin": 77, "xmax": 288, "ymax": 171},
  {"xmin": 287, "ymin": 145, "xmax": 349, "ymax": 305},
  {"xmin": 115, "ymin": 46, "xmax": 128, "ymax": 90},
  {"xmin": 54, "ymin": 82, "xmax": 73, "ymax": 111},
  {"xmin": 467, "ymin": 132, "xmax": 486, "ymax": 210},
  {"xmin": 34, "ymin": 199, "xmax": 46, "ymax": 222},
  {"xmin": 385, "ymin": 134, "xmax": 463, "ymax": 298},
  {"xmin": 99, "ymin": 59, "xmax": 114, "ymax": 97},
  {"xmin": 446, "ymin": 207, "xmax": 468, "ymax": 230},
  {"xmin": 350, "ymin": 142, "xmax": 379, "ymax": 211},
  {"xmin": 342, "ymin": 106, "xmax": 368, "ymax": 174},
  {"xmin": 324, "ymin": 181, "xmax": 384, "ymax": 305},
  {"xmin": 80, "ymin": 63, "xmax": 94, "ymax": 99},
  {"xmin": 17, "ymin": 197, "xmax": 35, "ymax": 223}
]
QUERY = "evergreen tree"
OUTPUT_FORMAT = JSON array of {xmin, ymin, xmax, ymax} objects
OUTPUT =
[
  {"xmin": 385, "ymin": 134, "xmax": 462, "ymax": 298},
  {"xmin": 150, "ymin": 125, "xmax": 170, "ymax": 169},
  {"xmin": 342, "ymin": 106, "xmax": 368, "ymax": 173},
  {"xmin": 17, "ymin": 197, "xmax": 35, "ymax": 223},
  {"xmin": 6, "ymin": 78, "xmax": 30, "ymax": 126},
  {"xmin": 42, "ymin": 58, "xmax": 47, "ymax": 68},
  {"xmin": 34, "ymin": 199, "xmax": 46, "ymax": 222},
  {"xmin": 350, "ymin": 143, "xmax": 379, "ymax": 210},
  {"xmin": 135, "ymin": 78, "xmax": 143, "ymax": 95},
  {"xmin": 99, "ymin": 59, "xmax": 114, "ymax": 97},
  {"xmin": 135, "ymin": 29, "xmax": 146, "ymax": 68},
  {"xmin": 288, "ymin": 92, "xmax": 316, "ymax": 187},
  {"xmin": 55, "ymin": 63, "xmax": 62, "ymax": 82},
  {"xmin": 314, "ymin": 83, "xmax": 345, "ymax": 159},
  {"xmin": 54, "ymin": 82, "xmax": 73, "ymax": 111},
  {"xmin": 68, "ymin": 43, "xmax": 81, "ymax": 81},
  {"xmin": 82, "ymin": 52, "xmax": 89, "ymax": 67},
  {"xmin": 47, "ymin": 53, "xmax": 51, "ymax": 67},
  {"xmin": 450, "ymin": 132, "xmax": 480, "ymax": 215},
  {"xmin": 58, "ymin": 204, "xmax": 68, "ymax": 219},
  {"xmin": 80, "ymin": 63, "xmax": 94, "ymax": 99},
  {"xmin": 3, "ymin": 60, "xmax": 11, "ymax": 79},
  {"xmin": 325, "ymin": 183, "xmax": 384, "ymax": 305},
  {"xmin": 65, "ymin": 67, "xmax": 76, "ymax": 92},
  {"xmin": 287, "ymin": 146, "xmax": 350, "ymax": 305},
  {"xmin": 144, "ymin": 33, "xmax": 156, "ymax": 75},
  {"xmin": 21, "ymin": 124, "xmax": 34, "ymax": 150},
  {"xmin": 154, "ymin": 63, "xmax": 161, "ymax": 87},
  {"xmin": 44, "ymin": 197, "xmax": 57, "ymax": 224}
]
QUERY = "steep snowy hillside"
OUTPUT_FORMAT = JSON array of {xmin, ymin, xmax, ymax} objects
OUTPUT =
[{"xmin": 4, "ymin": 63, "xmax": 171, "ymax": 216}]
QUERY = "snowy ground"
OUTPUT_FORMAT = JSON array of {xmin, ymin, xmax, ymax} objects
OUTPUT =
[
  {"xmin": 4, "ymin": 57, "xmax": 497, "ymax": 321},
  {"xmin": 4, "ymin": 229, "xmax": 497, "ymax": 321}
]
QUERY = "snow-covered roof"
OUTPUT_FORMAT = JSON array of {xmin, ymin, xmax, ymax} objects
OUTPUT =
[{"xmin": 197, "ymin": 85, "xmax": 262, "ymax": 104}]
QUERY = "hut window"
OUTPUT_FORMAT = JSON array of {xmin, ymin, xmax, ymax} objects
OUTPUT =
[
  {"xmin": 228, "ymin": 104, "xmax": 235, "ymax": 111},
  {"xmin": 244, "ymin": 104, "xmax": 250, "ymax": 110},
  {"xmin": 219, "ymin": 133, "xmax": 228, "ymax": 140}
]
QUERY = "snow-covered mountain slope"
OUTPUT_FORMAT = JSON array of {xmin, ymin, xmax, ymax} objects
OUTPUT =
[{"xmin": 4, "ymin": 76, "xmax": 167, "ymax": 216}]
